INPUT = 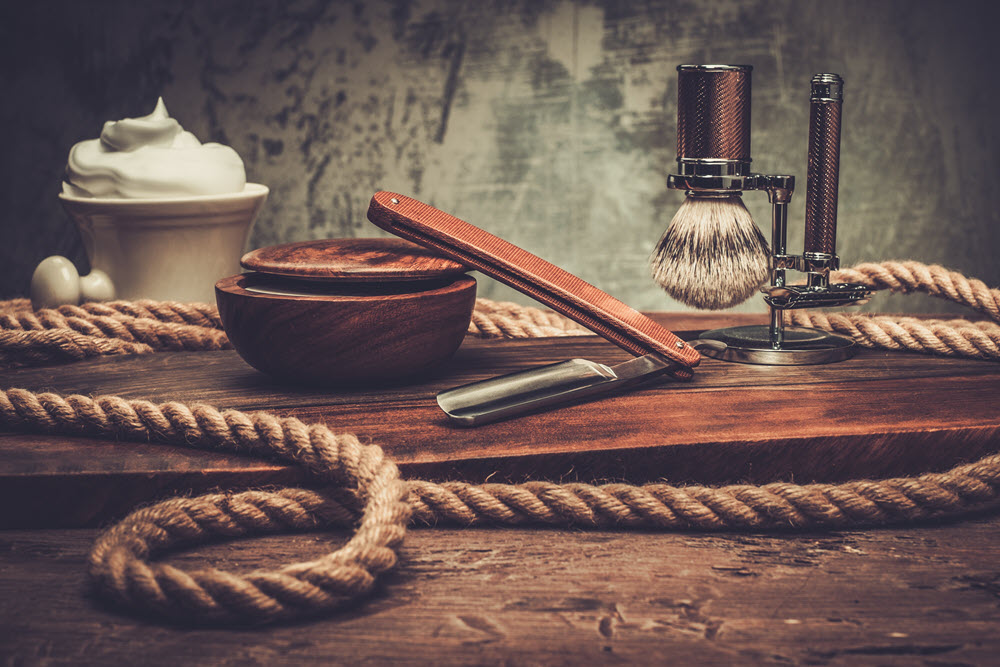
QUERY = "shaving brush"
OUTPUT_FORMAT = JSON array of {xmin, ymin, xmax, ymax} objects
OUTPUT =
[
  {"xmin": 652, "ymin": 64, "xmax": 770, "ymax": 310},
  {"xmin": 651, "ymin": 194, "xmax": 769, "ymax": 309}
]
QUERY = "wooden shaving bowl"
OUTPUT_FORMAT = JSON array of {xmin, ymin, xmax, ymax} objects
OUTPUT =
[{"xmin": 215, "ymin": 238, "xmax": 476, "ymax": 384}]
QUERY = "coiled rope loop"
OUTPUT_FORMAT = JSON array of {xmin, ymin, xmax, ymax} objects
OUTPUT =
[{"xmin": 1, "ymin": 388, "xmax": 409, "ymax": 624}]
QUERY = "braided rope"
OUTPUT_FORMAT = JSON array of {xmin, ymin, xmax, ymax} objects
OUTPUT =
[
  {"xmin": 0, "ymin": 259, "xmax": 998, "ymax": 625},
  {"xmin": 832, "ymin": 261, "xmax": 1000, "ymax": 320},
  {"xmin": 2, "ymin": 387, "xmax": 999, "ymax": 624},
  {"xmin": 3, "ymin": 261, "xmax": 997, "ymax": 367},
  {"xmin": 788, "ymin": 312, "xmax": 1000, "ymax": 360},
  {"xmin": 0, "ymin": 298, "xmax": 583, "ymax": 368},
  {"xmin": 405, "ymin": 463, "xmax": 1000, "ymax": 528},
  {"xmin": 62, "ymin": 300, "xmax": 223, "ymax": 328},
  {"xmin": 0, "ymin": 298, "xmax": 222, "ymax": 326},
  {"xmin": 1, "ymin": 388, "xmax": 409, "ymax": 624},
  {"xmin": 0, "ymin": 309, "xmax": 229, "ymax": 361},
  {"xmin": 0, "ymin": 300, "xmax": 229, "ymax": 367},
  {"xmin": 468, "ymin": 299, "xmax": 590, "ymax": 338},
  {"xmin": 0, "ymin": 329, "xmax": 152, "ymax": 367}
]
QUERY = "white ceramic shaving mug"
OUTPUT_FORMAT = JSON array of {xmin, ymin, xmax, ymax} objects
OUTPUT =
[{"xmin": 54, "ymin": 183, "xmax": 268, "ymax": 303}]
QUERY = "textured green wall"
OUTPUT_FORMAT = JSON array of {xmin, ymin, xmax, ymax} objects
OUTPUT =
[{"xmin": 2, "ymin": 0, "xmax": 997, "ymax": 314}]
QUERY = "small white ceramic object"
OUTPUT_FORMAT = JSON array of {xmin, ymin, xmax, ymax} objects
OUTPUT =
[
  {"xmin": 30, "ymin": 256, "xmax": 115, "ymax": 310},
  {"xmin": 56, "ymin": 183, "xmax": 268, "ymax": 303}
]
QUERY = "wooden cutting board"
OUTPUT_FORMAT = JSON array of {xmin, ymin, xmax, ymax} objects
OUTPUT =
[{"xmin": 2, "ymin": 313, "xmax": 998, "ymax": 527}]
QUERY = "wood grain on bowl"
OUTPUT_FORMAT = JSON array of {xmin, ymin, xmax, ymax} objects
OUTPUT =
[
  {"xmin": 239, "ymin": 237, "xmax": 470, "ymax": 282},
  {"xmin": 215, "ymin": 272, "xmax": 477, "ymax": 384}
]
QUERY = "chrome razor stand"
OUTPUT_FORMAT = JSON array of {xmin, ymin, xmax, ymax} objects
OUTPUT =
[
  {"xmin": 681, "ymin": 74, "xmax": 872, "ymax": 365},
  {"xmin": 767, "ymin": 177, "xmax": 792, "ymax": 350}
]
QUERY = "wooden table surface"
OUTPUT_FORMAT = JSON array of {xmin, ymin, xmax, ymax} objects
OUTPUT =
[{"xmin": 2, "ymin": 312, "xmax": 999, "ymax": 664}]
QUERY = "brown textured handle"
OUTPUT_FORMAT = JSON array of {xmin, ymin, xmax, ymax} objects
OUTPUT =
[
  {"xmin": 676, "ymin": 65, "xmax": 752, "ymax": 161},
  {"xmin": 804, "ymin": 93, "xmax": 842, "ymax": 256},
  {"xmin": 367, "ymin": 192, "xmax": 700, "ymax": 375}
]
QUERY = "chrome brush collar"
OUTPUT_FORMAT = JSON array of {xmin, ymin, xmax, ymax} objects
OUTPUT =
[{"xmin": 667, "ymin": 158, "xmax": 758, "ymax": 193}]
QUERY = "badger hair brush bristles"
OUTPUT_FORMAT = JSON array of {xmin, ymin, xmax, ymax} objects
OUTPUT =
[{"xmin": 650, "ymin": 194, "xmax": 770, "ymax": 310}]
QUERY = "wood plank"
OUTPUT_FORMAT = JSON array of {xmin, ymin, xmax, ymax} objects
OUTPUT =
[
  {"xmin": 2, "ymin": 313, "xmax": 998, "ymax": 527},
  {"xmin": 2, "ymin": 518, "xmax": 1000, "ymax": 664}
]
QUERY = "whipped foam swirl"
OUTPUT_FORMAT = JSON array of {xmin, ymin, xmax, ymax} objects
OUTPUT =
[{"xmin": 63, "ymin": 98, "xmax": 246, "ymax": 198}]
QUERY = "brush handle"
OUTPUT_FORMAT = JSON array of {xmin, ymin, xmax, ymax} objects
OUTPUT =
[
  {"xmin": 804, "ymin": 74, "xmax": 843, "ymax": 257},
  {"xmin": 366, "ymin": 192, "xmax": 701, "ymax": 375},
  {"xmin": 676, "ymin": 65, "xmax": 752, "ymax": 162}
]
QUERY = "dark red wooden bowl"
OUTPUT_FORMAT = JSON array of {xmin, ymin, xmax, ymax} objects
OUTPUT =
[{"xmin": 216, "ymin": 238, "xmax": 475, "ymax": 385}]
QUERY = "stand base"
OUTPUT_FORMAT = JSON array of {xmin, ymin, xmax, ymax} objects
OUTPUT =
[{"xmin": 698, "ymin": 325, "xmax": 858, "ymax": 365}]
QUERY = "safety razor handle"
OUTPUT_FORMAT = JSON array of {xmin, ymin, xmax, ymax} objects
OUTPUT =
[
  {"xmin": 676, "ymin": 65, "xmax": 752, "ymax": 163},
  {"xmin": 804, "ymin": 74, "xmax": 843, "ymax": 257}
]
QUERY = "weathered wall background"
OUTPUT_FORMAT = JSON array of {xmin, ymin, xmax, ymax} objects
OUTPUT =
[{"xmin": 1, "ymin": 0, "xmax": 997, "ymax": 313}]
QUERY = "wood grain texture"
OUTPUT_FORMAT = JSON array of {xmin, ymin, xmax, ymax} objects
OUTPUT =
[
  {"xmin": 2, "ymin": 518, "xmax": 1000, "ymax": 664},
  {"xmin": 240, "ymin": 237, "xmax": 469, "ymax": 282},
  {"xmin": 1, "ymin": 313, "xmax": 998, "ymax": 528},
  {"xmin": 367, "ymin": 191, "xmax": 702, "ymax": 372},
  {"xmin": 215, "ymin": 273, "xmax": 477, "ymax": 385}
]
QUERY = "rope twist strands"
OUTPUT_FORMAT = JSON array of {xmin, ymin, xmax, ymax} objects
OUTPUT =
[
  {"xmin": 2, "ymin": 387, "xmax": 1000, "ymax": 623},
  {"xmin": 2, "ymin": 261, "xmax": 998, "ymax": 367},
  {"xmin": 0, "ymin": 298, "xmax": 222, "ymax": 327},
  {"xmin": 0, "ymin": 388, "xmax": 410, "ymax": 624},
  {"xmin": 0, "ymin": 299, "xmax": 229, "ymax": 367},
  {"xmin": 467, "ymin": 299, "xmax": 590, "ymax": 338},
  {"xmin": 406, "ymin": 456, "xmax": 1000, "ymax": 528},
  {"xmin": 0, "ymin": 298, "xmax": 581, "ymax": 368},
  {"xmin": 832, "ymin": 261, "xmax": 1000, "ymax": 320},
  {"xmin": 0, "ymin": 329, "xmax": 152, "ymax": 367},
  {"xmin": 789, "ymin": 312, "xmax": 1000, "ymax": 360}
]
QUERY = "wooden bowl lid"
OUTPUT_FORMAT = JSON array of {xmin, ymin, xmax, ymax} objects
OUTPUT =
[{"xmin": 240, "ymin": 238, "xmax": 469, "ymax": 282}]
